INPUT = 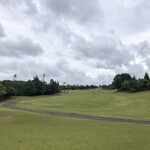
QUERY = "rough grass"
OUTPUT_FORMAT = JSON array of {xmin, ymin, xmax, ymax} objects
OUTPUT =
[{"xmin": 16, "ymin": 90, "xmax": 150, "ymax": 120}]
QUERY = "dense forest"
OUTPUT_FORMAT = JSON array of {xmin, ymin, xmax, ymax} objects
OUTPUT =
[{"xmin": 0, "ymin": 76, "xmax": 59, "ymax": 101}]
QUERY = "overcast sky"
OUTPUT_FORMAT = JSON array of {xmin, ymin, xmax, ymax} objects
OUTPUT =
[{"xmin": 0, "ymin": 0, "xmax": 150, "ymax": 85}]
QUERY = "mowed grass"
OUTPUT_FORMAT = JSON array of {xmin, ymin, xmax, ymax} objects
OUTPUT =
[
  {"xmin": 1, "ymin": 102, "xmax": 150, "ymax": 150},
  {"xmin": 1, "ymin": 90, "xmax": 150, "ymax": 150},
  {"xmin": 16, "ymin": 90, "xmax": 150, "ymax": 120}
]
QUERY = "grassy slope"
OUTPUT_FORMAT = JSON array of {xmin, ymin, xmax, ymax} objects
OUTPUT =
[
  {"xmin": 16, "ymin": 90, "xmax": 150, "ymax": 120},
  {"xmin": 1, "ymin": 90, "xmax": 150, "ymax": 150},
  {"xmin": 1, "ymin": 102, "xmax": 150, "ymax": 150}
]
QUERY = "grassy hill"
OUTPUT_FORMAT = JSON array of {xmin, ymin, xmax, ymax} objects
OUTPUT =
[
  {"xmin": 16, "ymin": 90, "xmax": 150, "ymax": 120},
  {"xmin": 1, "ymin": 90, "xmax": 150, "ymax": 150}
]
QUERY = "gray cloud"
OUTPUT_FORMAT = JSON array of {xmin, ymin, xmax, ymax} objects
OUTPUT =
[
  {"xmin": 130, "ymin": 0, "xmax": 150, "ymax": 33},
  {"xmin": 0, "ymin": 0, "xmax": 150, "ymax": 85},
  {"xmin": 99, "ymin": 0, "xmax": 150, "ymax": 36},
  {"xmin": 131, "ymin": 41, "xmax": 150, "ymax": 57},
  {"xmin": 53, "ymin": 60, "xmax": 94, "ymax": 85},
  {"xmin": 73, "ymin": 36, "xmax": 134, "ymax": 68},
  {"xmin": 0, "ymin": 37, "xmax": 43, "ymax": 57},
  {"xmin": 126, "ymin": 63, "xmax": 146, "ymax": 79},
  {"xmin": 38, "ymin": 0, "xmax": 103, "ymax": 29},
  {"xmin": 0, "ymin": 0, "xmax": 38, "ymax": 15},
  {"xmin": 146, "ymin": 58, "xmax": 150, "ymax": 70},
  {"xmin": 0, "ymin": 58, "xmax": 94, "ymax": 85},
  {"xmin": 0, "ymin": 23, "xmax": 5, "ymax": 37}
]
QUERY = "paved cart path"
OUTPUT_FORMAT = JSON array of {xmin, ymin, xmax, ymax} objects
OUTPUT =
[{"xmin": 2, "ymin": 100, "xmax": 150, "ymax": 125}]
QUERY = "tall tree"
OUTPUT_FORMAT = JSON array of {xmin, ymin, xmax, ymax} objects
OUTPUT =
[
  {"xmin": 33, "ymin": 76, "xmax": 44, "ymax": 95},
  {"xmin": 144, "ymin": 72, "xmax": 150, "ymax": 81},
  {"xmin": 112, "ymin": 73, "xmax": 131, "ymax": 90},
  {"xmin": 24, "ymin": 80, "xmax": 37, "ymax": 96}
]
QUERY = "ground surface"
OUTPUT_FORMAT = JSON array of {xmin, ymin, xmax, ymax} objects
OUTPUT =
[
  {"xmin": 1, "ymin": 90, "xmax": 150, "ymax": 150},
  {"xmin": 16, "ymin": 90, "xmax": 150, "ymax": 120}
]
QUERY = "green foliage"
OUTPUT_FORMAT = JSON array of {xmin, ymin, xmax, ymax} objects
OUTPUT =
[
  {"xmin": 108, "ymin": 85, "xmax": 115, "ymax": 90},
  {"xmin": 49, "ymin": 79, "xmax": 60, "ymax": 94},
  {"xmin": 144, "ymin": 72, "xmax": 150, "ymax": 81},
  {"xmin": 112, "ymin": 73, "xmax": 131, "ymax": 90},
  {"xmin": 121, "ymin": 78, "xmax": 150, "ymax": 92},
  {"xmin": 60, "ymin": 84, "xmax": 98, "ymax": 90},
  {"xmin": 0, "ymin": 82, "xmax": 7, "ymax": 100},
  {"xmin": 33, "ymin": 76, "xmax": 45, "ymax": 95},
  {"xmin": 0, "ymin": 76, "xmax": 60, "ymax": 100},
  {"xmin": 113, "ymin": 72, "xmax": 150, "ymax": 93},
  {"xmin": 2, "ymin": 80, "xmax": 25, "ymax": 96},
  {"xmin": 6, "ymin": 86, "xmax": 17, "ymax": 97},
  {"xmin": 121, "ymin": 80, "xmax": 129, "ymax": 91},
  {"xmin": 24, "ymin": 80, "xmax": 37, "ymax": 96}
]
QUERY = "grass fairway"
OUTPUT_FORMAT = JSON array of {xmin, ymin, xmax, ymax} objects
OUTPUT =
[
  {"xmin": 17, "ymin": 90, "xmax": 150, "ymax": 120},
  {"xmin": 1, "ymin": 90, "xmax": 150, "ymax": 150}
]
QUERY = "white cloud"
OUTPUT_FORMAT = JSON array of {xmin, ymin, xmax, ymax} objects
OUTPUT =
[{"xmin": 0, "ymin": 0, "xmax": 150, "ymax": 85}]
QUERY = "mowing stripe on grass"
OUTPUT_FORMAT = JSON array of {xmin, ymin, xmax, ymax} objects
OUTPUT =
[{"xmin": 2, "ymin": 101, "xmax": 150, "ymax": 125}]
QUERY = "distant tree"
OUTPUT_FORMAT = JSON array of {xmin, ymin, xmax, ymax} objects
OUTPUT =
[
  {"xmin": 112, "ymin": 73, "xmax": 132, "ymax": 90},
  {"xmin": 121, "ymin": 80, "xmax": 130, "ymax": 91},
  {"xmin": 128, "ymin": 80, "xmax": 137, "ymax": 92},
  {"xmin": 136, "ymin": 79, "xmax": 149, "ymax": 91},
  {"xmin": 24, "ymin": 80, "xmax": 36, "ymax": 96},
  {"xmin": 140, "ymin": 79, "xmax": 149, "ymax": 90},
  {"xmin": 147, "ymin": 81, "xmax": 150, "ymax": 90},
  {"xmin": 136, "ymin": 80, "xmax": 144, "ymax": 91},
  {"xmin": 0, "ymin": 83, "xmax": 7, "ymax": 100},
  {"xmin": 43, "ymin": 74, "xmax": 46, "ymax": 82},
  {"xmin": 108, "ymin": 85, "xmax": 115, "ymax": 90},
  {"xmin": 144, "ymin": 73, "xmax": 150, "ymax": 81},
  {"xmin": 49, "ymin": 79, "xmax": 60, "ymax": 94},
  {"xmin": 132, "ymin": 75, "xmax": 136, "ymax": 80},
  {"xmin": 2, "ymin": 80, "xmax": 25, "ymax": 96},
  {"xmin": 6, "ymin": 86, "xmax": 17, "ymax": 97},
  {"xmin": 33, "ymin": 76, "xmax": 44, "ymax": 95}
]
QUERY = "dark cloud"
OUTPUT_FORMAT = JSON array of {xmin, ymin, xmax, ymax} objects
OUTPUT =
[{"xmin": 0, "ymin": 37, "xmax": 43, "ymax": 57}]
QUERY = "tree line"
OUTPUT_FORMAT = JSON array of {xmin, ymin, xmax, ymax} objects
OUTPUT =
[
  {"xmin": 60, "ymin": 84, "xmax": 98, "ymax": 90},
  {"xmin": 111, "ymin": 73, "xmax": 150, "ymax": 92},
  {"xmin": 0, "ymin": 76, "xmax": 60, "ymax": 101},
  {"xmin": 1, "ymin": 72, "xmax": 148, "ymax": 101}
]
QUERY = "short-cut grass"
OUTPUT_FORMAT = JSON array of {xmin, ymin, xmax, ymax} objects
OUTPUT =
[
  {"xmin": 1, "ymin": 90, "xmax": 150, "ymax": 150},
  {"xmin": 17, "ymin": 90, "xmax": 150, "ymax": 120}
]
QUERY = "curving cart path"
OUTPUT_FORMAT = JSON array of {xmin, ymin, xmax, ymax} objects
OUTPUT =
[{"xmin": 2, "ymin": 100, "xmax": 150, "ymax": 125}]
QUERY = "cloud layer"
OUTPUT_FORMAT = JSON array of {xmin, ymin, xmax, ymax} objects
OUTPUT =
[{"xmin": 0, "ymin": 0, "xmax": 150, "ymax": 85}]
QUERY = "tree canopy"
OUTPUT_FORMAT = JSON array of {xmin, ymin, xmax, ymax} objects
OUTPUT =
[
  {"xmin": 0, "ymin": 76, "xmax": 60, "ymax": 101},
  {"xmin": 112, "ymin": 72, "xmax": 150, "ymax": 92}
]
